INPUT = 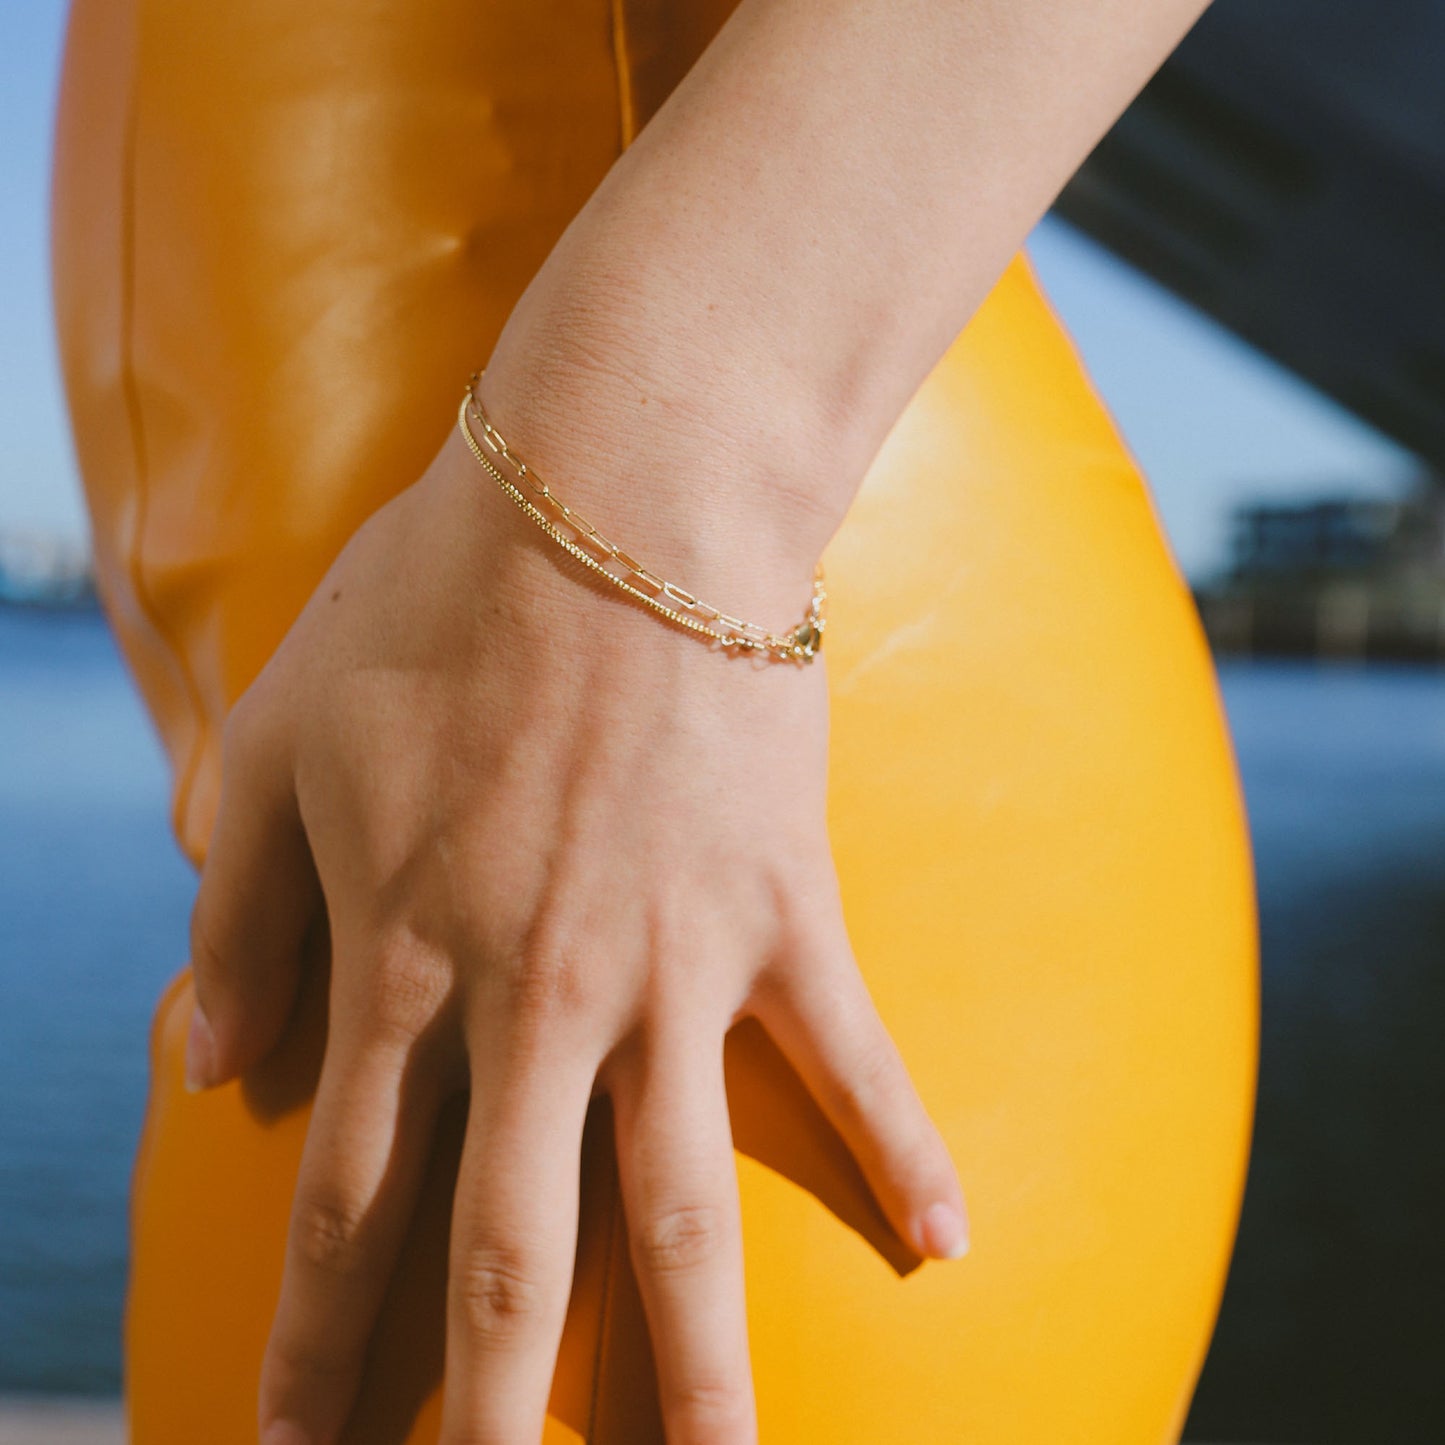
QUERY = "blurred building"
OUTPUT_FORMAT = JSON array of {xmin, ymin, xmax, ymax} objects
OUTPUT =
[
  {"xmin": 0, "ymin": 528, "xmax": 94, "ymax": 609},
  {"xmin": 1196, "ymin": 483, "xmax": 1445, "ymax": 657}
]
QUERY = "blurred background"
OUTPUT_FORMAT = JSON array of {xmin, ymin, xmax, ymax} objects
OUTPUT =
[{"xmin": 2, "ymin": 1, "xmax": 1443, "ymax": 1441}]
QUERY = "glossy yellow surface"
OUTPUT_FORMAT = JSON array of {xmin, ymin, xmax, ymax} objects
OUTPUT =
[{"xmin": 50, "ymin": 1, "xmax": 1259, "ymax": 1440}]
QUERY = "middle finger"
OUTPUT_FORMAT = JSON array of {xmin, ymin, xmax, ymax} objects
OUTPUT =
[
  {"xmin": 439, "ymin": 998, "xmax": 597, "ymax": 1443},
  {"xmin": 612, "ymin": 1020, "xmax": 757, "ymax": 1444}
]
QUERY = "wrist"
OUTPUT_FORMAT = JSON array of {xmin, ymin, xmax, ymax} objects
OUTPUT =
[{"xmin": 471, "ymin": 292, "xmax": 846, "ymax": 631}]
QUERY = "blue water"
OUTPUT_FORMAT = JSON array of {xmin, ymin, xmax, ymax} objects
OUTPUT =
[
  {"xmin": 2, "ymin": 607, "xmax": 1443, "ymax": 1440},
  {"xmin": 0, "ymin": 608, "xmax": 194, "ymax": 1395}
]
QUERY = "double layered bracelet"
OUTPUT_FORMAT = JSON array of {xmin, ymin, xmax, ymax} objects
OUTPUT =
[{"xmin": 457, "ymin": 372, "xmax": 826, "ymax": 664}]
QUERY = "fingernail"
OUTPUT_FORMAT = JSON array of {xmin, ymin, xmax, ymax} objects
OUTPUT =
[
  {"xmin": 919, "ymin": 1201, "xmax": 969, "ymax": 1260},
  {"xmin": 261, "ymin": 1422, "xmax": 311, "ymax": 1445},
  {"xmin": 183, "ymin": 1004, "xmax": 216, "ymax": 1093}
]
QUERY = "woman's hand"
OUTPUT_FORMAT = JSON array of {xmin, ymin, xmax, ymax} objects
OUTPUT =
[{"xmin": 184, "ymin": 391, "xmax": 968, "ymax": 1445}]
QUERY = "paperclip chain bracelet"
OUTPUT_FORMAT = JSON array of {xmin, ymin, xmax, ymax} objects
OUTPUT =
[{"xmin": 457, "ymin": 372, "xmax": 827, "ymax": 663}]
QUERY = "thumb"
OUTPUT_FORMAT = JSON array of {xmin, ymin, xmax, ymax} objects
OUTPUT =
[{"xmin": 186, "ymin": 695, "xmax": 320, "ymax": 1090}]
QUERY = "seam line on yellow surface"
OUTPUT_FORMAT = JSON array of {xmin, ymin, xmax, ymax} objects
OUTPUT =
[
  {"xmin": 117, "ymin": 9, "xmax": 210, "ymax": 869},
  {"xmin": 608, "ymin": 0, "xmax": 637, "ymax": 149}
]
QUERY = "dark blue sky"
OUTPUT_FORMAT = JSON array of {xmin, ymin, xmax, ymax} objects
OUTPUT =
[{"xmin": 3, "ymin": 1, "xmax": 1420, "ymax": 581}]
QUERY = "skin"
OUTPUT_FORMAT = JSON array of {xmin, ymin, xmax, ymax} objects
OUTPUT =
[{"xmin": 184, "ymin": 0, "xmax": 1214, "ymax": 1441}]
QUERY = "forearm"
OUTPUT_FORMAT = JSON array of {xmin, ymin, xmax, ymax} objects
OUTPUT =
[{"xmin": 477, "ymin": 0, "xmax": 1211, "ymax": 618}]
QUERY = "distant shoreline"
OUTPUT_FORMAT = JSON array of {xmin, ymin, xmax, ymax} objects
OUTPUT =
[{"xmin": 0, "ymin": 529, "xmax": 96, "ymax": 610}]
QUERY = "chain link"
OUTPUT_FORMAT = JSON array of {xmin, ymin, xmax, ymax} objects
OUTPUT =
[{"xmin": 456, "ymin": 373, "xmax": 826, "ymax": 663}]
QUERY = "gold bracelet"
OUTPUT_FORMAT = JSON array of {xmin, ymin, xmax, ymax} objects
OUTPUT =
[{"xmin": 457, "ymin": 372, "xmax": 826, "ymax": 663}]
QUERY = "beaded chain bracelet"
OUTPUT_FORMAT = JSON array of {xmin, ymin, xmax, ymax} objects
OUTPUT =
[{"xmin": 457, "ymin": 372, "xmax": 826, "ymax": 663}]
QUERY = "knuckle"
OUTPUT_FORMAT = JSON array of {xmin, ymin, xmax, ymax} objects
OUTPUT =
[
  {"xmin": 455, "ymin": 1244, "xmax": 547, "ymax": 1342},
  {"xmin": 291, "ymin": 1191, "xmax": 371, "ymax": 1279},
  {"xmin": 502, "ymin": 927, "xmax": 594, "ymax": 1028},
  {"xmin": 441, "ymin": 1429, "xmax": 501, "ymax": 1445},
  {"xmin": 263, "ymin": 1331, "xmax": 354, "ymax": 1389},
  {"xmin": 670, "ymin": 1376, "xmax": 755, "ymax": 1440},
  {"xmin": 633, "ymin": 1204, "xmax": 727, "ymax": 1277},
  {"xmin": 874, "ymin": 1120, "xmax": 941, "ymax": 1199},
  {"xmin": 825, "ymin": 1033, "xmax": 896, "ymax": 1129},
  {"xmin": 362, "ymin": 946, "xmax": 452, "ymax": 1045}
]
